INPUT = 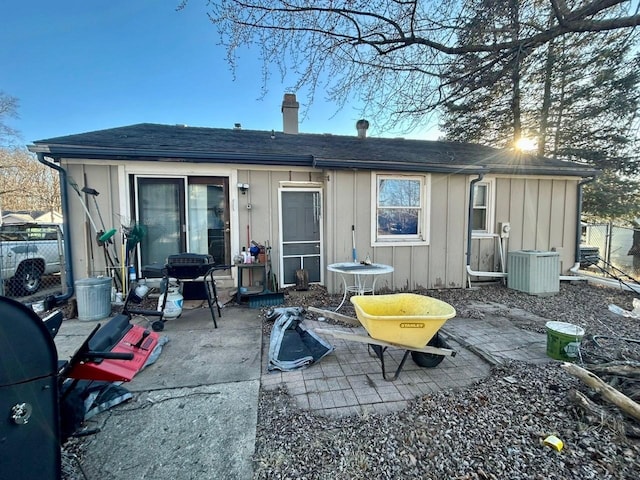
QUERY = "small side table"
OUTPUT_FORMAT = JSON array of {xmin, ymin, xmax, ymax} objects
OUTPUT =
[
  {"xmin": 236, "ymin": 263, "xmax": 267, "ymax": 304},
  {"xmin": 327, "ymin": 262, "xmax": 394, "ymax": 310}
]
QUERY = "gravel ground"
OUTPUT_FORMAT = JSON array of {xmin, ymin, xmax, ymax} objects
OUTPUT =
[
  {"xmin": 253, "ymin": 282, "xmax": 640, "ymax": 479},
  {"xmin": 58, "ymin": 281, "xmax": 640, "ymax": 479}
]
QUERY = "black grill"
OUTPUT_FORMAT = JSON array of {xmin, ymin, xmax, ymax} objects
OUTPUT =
[
  {"xmin": 0, "ymin": 297, "xmax": 61, "ymax": 479},
  {"xmin": 166, "ymin": 253, "xmax": 215, "ymax": 279}
]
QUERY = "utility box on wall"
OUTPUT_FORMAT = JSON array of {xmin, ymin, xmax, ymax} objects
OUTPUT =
[{"xmin": 507, "ymin": 250, "xmax": 560, "ymax": 295}]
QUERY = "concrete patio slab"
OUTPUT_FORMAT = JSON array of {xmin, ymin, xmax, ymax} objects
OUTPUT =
[
  {"xmin": 54, "ymin": 304, "xmax": 262, "ymax": 480},
  {"xmin": 441, "ymin": 316, "xmax": 551, "ymax": 365},
  {"xmin": 79, "ymin": 381, "xmax": 259, "ymax": 480}
]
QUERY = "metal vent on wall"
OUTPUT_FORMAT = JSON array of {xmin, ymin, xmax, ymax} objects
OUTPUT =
[{"xmin": 507, "ymin": 250, "xmax": 560, "ymax": 295}]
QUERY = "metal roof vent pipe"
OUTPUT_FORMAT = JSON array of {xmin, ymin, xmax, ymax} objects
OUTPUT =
[
  {"xmin": 356, "ymin": 119, "xmax": 369, "ymax": 139},
  {"xmin": 281, "ymin": 93, "xmax": 299, "ymax": 134}
]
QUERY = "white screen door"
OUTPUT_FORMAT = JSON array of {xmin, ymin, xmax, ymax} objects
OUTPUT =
[{"xmin": 279, "ymin": 189, "xmax": 323, "ymax": 286}]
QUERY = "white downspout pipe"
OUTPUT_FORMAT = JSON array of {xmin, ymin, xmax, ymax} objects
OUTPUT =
[
  {"xmin": 465, "ymin": 172, "xmax": 508, "ymax": 280},
  {"xmin": 556, "ymin": 175, "xmax": 639, "ymax": 292},
  {"xmin": 567, "ymin": 267, "xmax": 640, "ymax": 292}
]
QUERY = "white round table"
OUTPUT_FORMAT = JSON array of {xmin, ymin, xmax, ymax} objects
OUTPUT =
[{"xmin": 327, "ymin": 262, "xmax": 394, "ymax": 310}]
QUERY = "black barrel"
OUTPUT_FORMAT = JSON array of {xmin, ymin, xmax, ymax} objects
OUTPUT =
[{"xmin": 0, "ymin": 296, "xmax": 61, "ymax": 479}]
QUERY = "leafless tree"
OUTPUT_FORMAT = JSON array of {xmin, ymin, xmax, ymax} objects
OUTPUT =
[
  {"xmin": 181, "ymin": 0, "xmax": 640, "ymax": 132},
  {"xmin": 0, "ymin": 91, "xmax": 20, "ymax": 145},
  {"xmin": 0, "ymin": 148, "xmax": 60, "ymax": 215}
]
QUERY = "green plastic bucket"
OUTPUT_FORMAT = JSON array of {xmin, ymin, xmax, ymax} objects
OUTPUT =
[{"xmin": 545, "ymin": 321, "xmax": 585, "ymax": 361}]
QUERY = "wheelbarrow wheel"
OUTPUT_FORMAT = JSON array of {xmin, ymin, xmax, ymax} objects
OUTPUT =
[{"xmin": 411, "ymin": 333, "xmax": 446, "ymax": 368}]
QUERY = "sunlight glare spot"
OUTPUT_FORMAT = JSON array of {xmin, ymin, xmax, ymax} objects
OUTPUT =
[{"xmin": 515, "ymin": 137, "xmax": 537, "ymax": 152}]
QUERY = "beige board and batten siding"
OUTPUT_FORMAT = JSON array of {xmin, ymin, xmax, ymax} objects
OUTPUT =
[
  {"xmin": 62, "ymin": 161, "xmax": 122, "ymax": 280},
  {"xmin": 66, "ymin": 162, "xmax": 324, "ymax": 289},
  {"xmin": 471, "ymin": 176, "xmax": 578, "ymax": 275},
  {"xmin": 62, "ymin": 161, "xmax": 579, "ymax": 293},
  {"xmin": 236, "ymin": 168, "xmax": 325, "ymax": 283},
  {"xmin": 324, "ymin": 170, "xmax": 468, "ymax": 294}
]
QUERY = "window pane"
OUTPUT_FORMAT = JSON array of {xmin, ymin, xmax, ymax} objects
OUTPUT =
[
  {"xmin": 188, "ymin": 183, "xmax": 227, "ymax": 262},
  {"xmin": 474, "ymin": 184, "xmax": 487, "ymax": 207},
  {"xmin": 188, "ymin": 184, "xmax": 208, "ymax": 254},
  {"xmin": 378, "ymin": 208, "xmax": 419, "ymax": 235},
  {"xmin": 303, "ymin": 256, "xmax": 321, "ymax": 282},
  {"xmin": 472, "ymin": 209, "xmax": 486, "ymax": 231},
  {"xmin": 379, "ymin": 179, "xmax": 420, "ymax": 207},
  {"xmin": 283, "ymin": 257, "xmax": 301, "ymax": 284},
  {"xmin": 138, "ymin": 180, "xmax": 183, "ymax": 266},
  {"xmin": 283, "ymin": 242, "xmax": 320, "ymax": 256}
]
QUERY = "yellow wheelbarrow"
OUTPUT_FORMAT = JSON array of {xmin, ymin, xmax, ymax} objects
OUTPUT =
[{"xmin": 313, "ymin": 293, "xmax": 457, "ymax": 381}]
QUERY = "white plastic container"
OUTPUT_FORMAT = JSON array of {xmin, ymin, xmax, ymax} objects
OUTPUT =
[{"xmin": 135, "ymin": 280, "xmax": 149, "ymax": 299}]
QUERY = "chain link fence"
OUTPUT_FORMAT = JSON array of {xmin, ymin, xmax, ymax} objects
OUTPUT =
[
  {"xmin": 581, "ymin": 222, "xmax": 640, "ymax": 281},
  {"xmin": 0, "ymin": 223, "xmax": 67, "ymax": 303}
]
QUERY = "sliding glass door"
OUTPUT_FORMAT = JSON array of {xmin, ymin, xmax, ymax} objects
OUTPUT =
[
  {"xmin": 135, "ymin": 176, "xmax": 230, "ymax": 268},
  {"xmin": 136, "ymin": 178, "xmax": 186, "ymax": 267},
  {"xmin": 187, "ymin": 177, "xmax": 230, "ymax": 265}
]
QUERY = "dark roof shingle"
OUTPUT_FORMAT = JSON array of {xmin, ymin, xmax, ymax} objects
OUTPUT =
[{"xmin": 30, "ymin": 123, "xmax": 597, "ymax": 176}]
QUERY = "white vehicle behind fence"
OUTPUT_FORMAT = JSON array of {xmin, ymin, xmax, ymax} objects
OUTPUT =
[{"xmin": 0, "ymin": 223, "xmax": 64, "ymax": 295}]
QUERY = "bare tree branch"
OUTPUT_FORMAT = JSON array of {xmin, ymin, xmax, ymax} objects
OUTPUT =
[
  {"xmin": 187, "ymin": 0, "xmax": 640, "ymax": 133},
  {"xmin": 208, "ymin": 1, "xmax": 639, "ymax": 53},
  {"xmin": 0, "ymin": 148, "xmax": 60, "ymax": 213},
  {"xmin": 0, "ymin": 92, "xmax": 20, "ymax": 145}
]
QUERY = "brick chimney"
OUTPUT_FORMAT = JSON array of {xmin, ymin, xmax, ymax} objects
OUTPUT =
[
  {"xmin": 282, "ymin": 93, "xmax": 299, "ymax": 134},
  {"xmin": 356, "ymin": 119, "xmax": 369, "ymax": 138}
]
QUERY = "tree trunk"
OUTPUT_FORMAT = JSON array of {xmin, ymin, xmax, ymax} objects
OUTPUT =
[
  {"xmin": 538, "ymin": 37, "xmax": 555, "ymax": 157},
  {"xmin": 586, "ymin": 361, "xmax": 640, "ymax": 379},
  {"xmin": 562, "ymin": 362, "xmax": 640, "ymax": 422},
  {"xmin": 510, "ymin": 0, "xmax": 522, "ymax": 145},
  {"xmin": 568, "ymin": 388, "xmax": 614, "ymax": 423},
  {"xmin": 551, "ymin": 38, "xmax": 568, "ymax": 160}
]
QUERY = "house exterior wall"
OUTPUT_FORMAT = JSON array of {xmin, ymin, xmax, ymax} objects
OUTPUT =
[
  {"xmin": 324, "ymin": 170, "xmax": 469, "ymax": 293},
  {"xmin": 235, "ymin": 168, "xmax": 325, "ymax": 283},
  {"xmin": 63, "ymin": 159, "xmax": 324, "ymax": 289},
  {"xmin": 61, "ymin": 158, "xmax": 580, "ymax": 294},
  {"xmin": 471, "ymin": 176, "xmax": 579, "ymax": 276},
  {"xmin": 64, "ymin": 161, "xmax": 122, "ymax": 281}
]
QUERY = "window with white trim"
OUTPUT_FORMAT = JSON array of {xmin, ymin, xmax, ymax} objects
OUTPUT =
[
  {"xmin": 373, "ymin": 174, "xmax": 429, "ymax": 243},
  {"xmin": 471, "ymin": 179, "xmax": 495, "ymax": 234}
]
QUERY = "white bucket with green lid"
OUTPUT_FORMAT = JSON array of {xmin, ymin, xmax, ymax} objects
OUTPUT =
[{"xmin": 545, "ymin": 321, "xmax": 585, "ymax": 361}]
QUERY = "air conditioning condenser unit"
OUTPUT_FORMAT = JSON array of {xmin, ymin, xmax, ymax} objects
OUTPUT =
[{"xmin": 507, "ymin": 250, "xmax": 560, "ymax": 295}]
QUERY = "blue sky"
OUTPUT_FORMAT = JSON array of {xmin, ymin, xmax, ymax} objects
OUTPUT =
[{"xmin": 1, "ymin": 1, "xmax": 440, "ymax": 145}]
